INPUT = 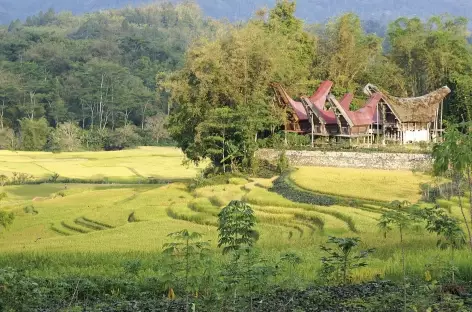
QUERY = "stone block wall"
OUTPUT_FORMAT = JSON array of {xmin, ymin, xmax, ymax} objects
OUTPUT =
[{"xmin": 257, "ymin": 149, "xmax": 432, "ymax": 171}]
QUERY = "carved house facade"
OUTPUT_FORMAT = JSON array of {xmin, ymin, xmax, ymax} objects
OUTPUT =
[{"xmin": 273, "ymin": 81, "xmax": 451, "ymax": 144}]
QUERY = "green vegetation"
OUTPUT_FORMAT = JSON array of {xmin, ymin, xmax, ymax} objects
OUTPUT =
[
  {"xmin": 0, "ymin": 146, "xmax": 470, "ymax": 310},
  {"xmin": 1, "ymin": 0, "xmax": 472, "ymax": 310},
  {"xmin": 1, "ymin": 1, "xmax": 470, "ymax": 159}
]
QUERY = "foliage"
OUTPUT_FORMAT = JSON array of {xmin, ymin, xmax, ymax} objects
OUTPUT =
[
  {"xmin": 10, "ymin": 172, "xmax": 34, "ymax": 185},
  {"xmin": 418, "ymin": 206, "xmax": 466, "ymax": 283},
  {"xmin": 19, "ymin": 118, "xmax": 50, "ymax": 151},
  {"xmin": 419, "ymin": 206, "xmax": 466, "ymax": 251},
  {"xmin": 145, "ymin": 114, "xmax": 169, "ymax": 144},
  {"xmin": 378, "ymin": 202, "xmax": 421, "ymax": 312},
  {"xmin": 162, "ymin": 229, "xmax": 209, "ymax": 304},
  {"xmin": 317, "ymin": 13, "xmax": 383, "ymax": 91},
  {"xmin": 218, "ymin": 200, "xmax": 257, "ymax": 254},
  {"xmin": 166, "ymin": 1, "xmax": 316, "ymax": 172},
  {"xmin": 50, "ymin": 122, "xmax": 82, "ymax": 152},
  {"xmin": 0, "ymin": 2, "xmax": 217, "ymax": 151},
  {"xmin": 0, "ymin": 128, "xmax": 18, "ymax": 150},
  {"xmin": 106, "ymin": 125, "xmax": 141, "ymax": 150},
  {"xmin": 0, "ymin": 211, "xmax": 14, "ymax": 232},
  {"xmin": 432, "ymin": 122, "xmax": 472, "ymax": 248},
  {"xmin": 320, "ymin": 236, "xmax": 375, "ymax": 285},
  {"xmin": 276, "ymin": 150, "xmax": 290, "ymax": 174}
]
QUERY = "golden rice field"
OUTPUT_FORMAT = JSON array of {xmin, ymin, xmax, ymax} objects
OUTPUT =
[
  {"xmin": 0, "ymin": 148, "xmax": 470, "ymax": 282},
  {"xmin": 0, "ymin": 147, "xmax": 203, "ymax": 181},
  {"xmin": 290, "ymin": 166, "xmax": 435, "ymax": 202}
]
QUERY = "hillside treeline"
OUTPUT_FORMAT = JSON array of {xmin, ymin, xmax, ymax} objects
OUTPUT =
[
  {"xmin": 0, "ymin": 1, "xmax": 471, "ymax": 153},
  {"xmin": 167, "ymin": 1, "xmax": 472, "ymax": 170},
  {"xmin": 0, "ymin": 2, "xmax": 219, "ymax": 150}
]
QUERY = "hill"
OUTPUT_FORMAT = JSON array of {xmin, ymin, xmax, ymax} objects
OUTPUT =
[{"xmin": 1, "ymin": 0, "xmax": 472, "ymax": 25}]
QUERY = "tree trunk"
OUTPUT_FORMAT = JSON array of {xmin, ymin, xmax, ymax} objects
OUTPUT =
[
  {"xmin": 141, "ymin": 102, "xmax": 149, "ymax": 130},
  {"xmin": 400, "ymin": 227, "xmax": 406, "ymax": 312},
  {"xmin": 456, "ymin": 177, "xmax": 472, "ymax": 249},
  {"xmin": 467, "ymin": 167, "xmax": 472, "ymax": 238},
  {"xmin": 29, "ymin": 92, "xmax": 35, "ymax": 119},
  {"xmin": 99, "ymin": 74, "xmax": 104, "ymax": 130},
  {"xmin": 0, "ymin": 100, "xmax": 5, "ymax": 130},
  {"xmin": 90, "ymin": 104, "xmax": 95, "ymax": 129},
  {"xmin": 451, "ymin": 247, "xmax": 455, "ymax": 283}
]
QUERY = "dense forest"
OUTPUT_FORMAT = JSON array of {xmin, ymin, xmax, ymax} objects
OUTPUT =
[
  {"xmin": 0, "ymin": 0, "xmax": 471, "ymax": 159},
  {"xmin": 0, "ymin": 2, "xmax": 220, "ymax": 150}
]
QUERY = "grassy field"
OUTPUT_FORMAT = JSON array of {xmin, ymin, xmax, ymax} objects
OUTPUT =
[
  {"xmin": 0, "ymin": 147, "xmax": 203, "ymax": 181},
  {"xmin": 290, "ymin": 166, "xmax": 435, "ymax": 202},
  {"xmin": 0, "ymin": 148, "xmax": 470, "ymax": 285}
]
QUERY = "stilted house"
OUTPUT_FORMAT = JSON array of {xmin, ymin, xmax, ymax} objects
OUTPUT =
[
  {"xmin": 363, "ymin": 84, "xmax": 451, "ymax": 143},
  {"xmin": 272, "ymin": 82, "xmax": 334, "ymax": 134},
  {"xmin": 273, "ymin": 81, "xmax": 451, "ymax": 144}
]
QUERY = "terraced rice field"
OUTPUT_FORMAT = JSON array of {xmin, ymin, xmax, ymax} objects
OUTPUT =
[
  {"xmin": 0, "ymin": 147, "xmax": 203, "ymax": 181},
  {"xmin": 290, "ymin": 166, "xmax": 435, "ymax": 202},
  {"xmin": 1, "ymin": 149, "xmax": 470, "ymax": 283}
]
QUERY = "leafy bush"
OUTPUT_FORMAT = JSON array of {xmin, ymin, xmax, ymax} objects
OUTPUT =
[
  {"xmin": 0, "ymin": 210, "xmax": 14, "ymax": 230},
  {"xmin": 320, "ymin": 236, "xmax": 375, "ymax": 285},
  {"xmin": 251, "ymin": 157, "xmax": 278, "ymax": 178},
  {"xmin": 276, "ymin": 150, "xmax": 290, "ymax": 174},
  {"xmin": 106, "ymin": 125, "xmax": 141, "ymax": 150},
  {"xmin": 10, "ymin": 172, "xmax": 34, "ymax": 185},
  {"xmin": 19, "ymin": 118, "xmax": 50, "ymax": 151},
  {"xmin": 0, "ymin": 128, "xmax": 18, "ymax": 150},
  {"xmin": 49, "ymin": 122, "xmax": 83, "ymax": 152},
  {"xmin": 81, "ymin": 128, "xmax": 111, "ymax": 150}
]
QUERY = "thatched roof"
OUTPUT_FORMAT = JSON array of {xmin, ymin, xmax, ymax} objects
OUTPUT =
[{"xmin": 364, "ymin": 84, "xmax": 451, "ymax": 123}]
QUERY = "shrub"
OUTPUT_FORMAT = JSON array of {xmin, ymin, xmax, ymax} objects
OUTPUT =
[
  {"xmin": 251, "ymin": 158, "xmax": 278, "ymax": 178},
  {"xmin": 320, "ymin": 236, "xmax": 375, "ymax": 285},
  {"xmin": 50, "ymin": 122, "xmax": 82, "ymax": 152},
  {"xmin": 49, "ymin": 173, "xmax": 60, "ymax": 182},
  {"xmin": 0, "ymin": 128, "xmax": 18, "ymax": 150},
  {"xmin": 106, "ymin": 125, "xmax": 141, "ymax": 150},
  {"xmin": 0, "ymin": 175, "xmax": 8, "ymax": 186},
  {"xmin": 0, "ymin": 210, "xmax": 14, "ymax": 230},
  {"xmin": 10, "ymin": 172, "xmax": 33, "ymax": 185},
  {"xmin": 81, "ymin": 128, "xmax": 110, "ymax": 150},
  {"xmin": 276, "ymin": 150, "xmax": 290, "ymax": 174},
  {"xmin": 145, "ymin": 114, "xmax": 169, "ymax": 145},
  {"xmin": 19, "ymin": 118, "xmax": 50, "ymax": 151}
]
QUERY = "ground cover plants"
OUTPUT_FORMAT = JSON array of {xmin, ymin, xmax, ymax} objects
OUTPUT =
[{"xmin": 0, "ymin": 146, "xmax": 471, "ymax": 310}]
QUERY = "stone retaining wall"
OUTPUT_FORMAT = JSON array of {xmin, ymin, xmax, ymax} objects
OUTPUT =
[{"xmin": 257, "ymin": 149, "xmax": 432, "ymax": 171}]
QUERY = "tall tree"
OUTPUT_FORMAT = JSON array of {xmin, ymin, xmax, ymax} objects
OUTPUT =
[
  {"xmin": 317, "ymin": 13, "xmax": 382, "ymax": 91},
  {"xmin": 167, "ymin": 2, "xmax": 316, "ymax": 171}
]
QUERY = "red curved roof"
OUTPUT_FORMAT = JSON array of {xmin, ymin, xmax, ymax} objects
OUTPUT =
[
  {"xmin": 307, "ymin": 81, "xmax": 337, "ymax": 124},
  {"xmin": 339, "ymin": 93, "xmax": 354, "ymax": 110},
  {"xmin": 347, "ymin": 93, "xmax": 382, "ymax": 126}
]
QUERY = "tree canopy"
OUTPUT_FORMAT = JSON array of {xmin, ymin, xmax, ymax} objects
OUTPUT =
[{"xmin": 0, "ymin": 1, "xmax": 471, "ymax": 158}]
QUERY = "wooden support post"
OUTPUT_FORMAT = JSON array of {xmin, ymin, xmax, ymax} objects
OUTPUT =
[
  {"xmin": 439, "ymin": 100, "xmax": 444, "ymax": 140},
  {"xmin": 310, "ymin": 114, "xmax": 314, "ymax": 148},
  {"xmin": 376, "ymin": 103, "xmax": 380, "ymax": 146}
]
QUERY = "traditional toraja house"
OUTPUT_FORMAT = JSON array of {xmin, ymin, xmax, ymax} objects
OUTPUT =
[
  {"xmin": 273, "ymin": 81, "xmax": 451, "ymax": 144},
  {"xmin": 363, "ymin": 84, "xmax": 451, "ymax": 144}
]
